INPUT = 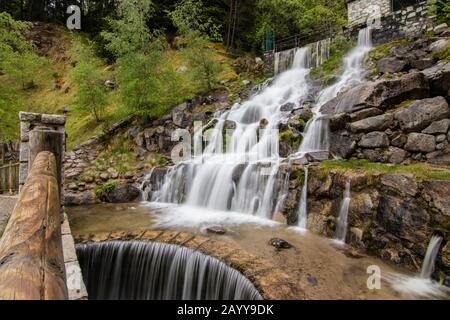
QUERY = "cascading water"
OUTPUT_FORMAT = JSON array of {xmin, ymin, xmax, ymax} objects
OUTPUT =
[
  {"xmin": 298, "ymin": 27, "xmax": 373, "ymax": 154},
  {"xmin": 296, "ymin": 166, "xmax": 309, "ymax": 230},
  {"xmin": 143, "ymin": 47, "xmax": 313, "ymax": 220},
  {"xmin": 387, "ymin": 235, "xmax": 450, "ymax": 299},
  {"xmin": 335, "ymin": 182, "xmax": 351, "ymax": 243},
  {"xmin": 142, "ymin": 28, "xmax": 373, "ymax": 226},
  {"xmin": 77, "ymin": 241, "xmax": 262, "ymax": 300},
  {"xmin": 420, "ymin": 235, "xmax": 443, "ymax": 279}
]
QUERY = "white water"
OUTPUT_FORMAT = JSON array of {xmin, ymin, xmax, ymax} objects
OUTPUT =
[
  {"xmin": 420, "ymin": 235, "xmax": 443, "ymax": 279},
  {"xmin": 142, "ymin": 28, "xmax": 373, "ymax": 226},
  {"xmin": 335, "ymin": 182, "xmax": 351, "ymax": 243},
  {"xmin": 296, "ymin": 166, "xmax": 309, "ymax": 230},
  {"xmin": 298, "ymin": 28, "xmax": 372, "ymax": 154},
  {"xmin": 387, "ymin": 235, "xmax": 450, "ymax": 299}
]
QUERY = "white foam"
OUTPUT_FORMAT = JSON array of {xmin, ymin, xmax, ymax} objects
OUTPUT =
[
  {"xmin": 144, "ymin": 202, "xmax": 279, "ymax": 229},
  {"xmin": 386, "ymin": 273, "xmax": 450, "ymax": 299}
]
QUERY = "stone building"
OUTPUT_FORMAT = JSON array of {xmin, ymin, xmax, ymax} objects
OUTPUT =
[{"xmin": 346, "ymin": 0, "xmax": 436, "ymax": 44}]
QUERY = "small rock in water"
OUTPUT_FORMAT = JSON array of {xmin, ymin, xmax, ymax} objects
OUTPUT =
[
  {"xmin": 206, "ymin": 225, "xmax": 227, "ymax": 235},
  {"xmin": 307, "ymin": 275, "xmax": 318, "ymax": 287},
  {"xmin": 268, "ymin": 238, "xmax": 292, "ymax": 250}
]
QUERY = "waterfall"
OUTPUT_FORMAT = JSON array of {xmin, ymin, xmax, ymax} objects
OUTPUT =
[
  {"xmin": 142, "ymin": 47, "xmax": 313, "ymax": 220},
  {"xmin": 420, "ymin": 235, "xmax": 443, "ymax": 279},
  {"xmin": 335, "ymin": 181, "xmax": 351, "ymax": 243},
  {"xmin": 298, "ymin": 27, "xmax": 372, "ymax": 154},
  {"xmin": 274, "ymin": 38, "xmax": 331, "ymax": 75},
  {"xmin": 77, "ymin": 241, "xmax": 263, "ymax": 300},
  {"xmin": 386, "ymin": 235, "xmax": 449, "ymax": 299},
  {"xmin": 296, "ymin": 166, "xmax": 309, "ymax": 230}
]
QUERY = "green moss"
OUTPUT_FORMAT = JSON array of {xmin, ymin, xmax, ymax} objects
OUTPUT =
[
  {"xmin": 369, "ymin": 39, "xmax": 409, "ymax": 61},
  {"xmin": 310, "ymin": 167, "xmax": 329, "ymax": 182},
  {"xmin": 326, "ymin": 216, "xmax": 336, "ymax": 231},
  {"xmin": 291, "ymin": 168, "xmax": 306, "ymax": 186},
  {"xmin": 386, "ymin": 99, "xmax": 415, "ymax": 113},
  {"xmin": 152, "ymin": 154, "xmax": 168, "ymax": 167},
  {"xmin": 95, "ymin": 182, "xmax": 117, "ymax": 200},
  {"xmin": 320, "ymin": 159, "xmax": 450, "ymax": 181}
]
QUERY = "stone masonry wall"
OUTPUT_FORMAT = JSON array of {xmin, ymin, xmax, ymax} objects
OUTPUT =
[{"xmin": 347, "ymin": 0, "xmax": 392, "ymax": 27}]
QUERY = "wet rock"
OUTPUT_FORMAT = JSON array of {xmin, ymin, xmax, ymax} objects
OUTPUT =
[
  {"xmin": 422, "ymin": 119, "xmax": 450, "ymax": 134},
  {"xmin": 377, "ymin": 57, "xmax": 407, "ymax": 74},
  {"xmin": 329, "ymin": 113, "xmax": 350, "ymax": 132},
  {"xmin": 411, "ymin": 58, "xmax": 435, "ymax": 71},
  {"xmin": 305, "ymin": 151, "xmax": 330, "ymax": 162},
  {"xmin": 405, "ymin": 133, "xmax": 436, "ymax": 153},
  {"xmin": 376, "ymin": 195, "xmax": 429, "ymax": 242},
  {"xmin": 434, "ymin": 23, "xmax": 449, "ymax": 35},
  {"xmin": 172, "ymin": 102, "xmax": 189, "ymax": 127},
  {"xmin": 381, "ymin": 174, "xmax": 418, "ymax": 197},
  {"xmin": 421, "ymin": 62, "xmax": 450, "ymax": 96},
  {"xmin": 350, "ymin": 108, "xmax": 383, "ymax": 122},
  {"xmin": 268, "ymin": 238, "xmax": 292, "ymax": 250},
  {"xmin": 106, "ymin": 184, "xmax": 141, "ymax": 203},
  {"xmin": 124, "ymin": 171, "xmax": 135, "ymax": 179},
  {"xmin": 348, "ymin": 114, "xmax": 393, "ymax": 133},
  {"xmin": 321, "ymin": 73, "xmax": 429, "ymax": 114},
  {"xmin": 395, "ymin": 97, "xmax": 450, "ymax": 132},
  {"xmin": 307, "ymin": 275, "xmax": 318, "ymax": 286},
  {"xmin": 205, "ymin": 226, "xmax": 227, "ymax": 235},
  {"xmin": 295, "ymin": 105, "xmax": 313, "ymax": 122},
  {"xmin": 390, "ymin": 133, "xmax": 407, "ymax": 148},
  {"xmin": 428, "ymin": 39, "xmax": 450, "ymax": 53},
  {"xmin": 421, "ymin": 180, "xmax": 450, "ymax": 217},
  {"xmin": 223, "ymin": 119, "xmax": 237, "ymax": 130},
  {"xmin": 329, "ymin": 132, "xmax": 357, "ymax": 159},
  {"xmin": 359, "ymin": 132, "xmax": 389, "ymax": 148},
  {"xmin": 280, "ymin": 102, "xmax": 295, "ymax": 112},
  {"xmin": 386, "ymin": 147, "xmax": 407, "ymax": 164}
]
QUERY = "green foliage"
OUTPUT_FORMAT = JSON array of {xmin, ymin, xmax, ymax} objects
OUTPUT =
[
  {"xmin": 95, "ymin": 182, "xmax": 117, "ymax": 200},
  {"xmin": 310, "ymin": 35, "xmax": 354, "ymax": 84},
  {"xmin": 0, "ymin": 12, "xmax": 48, "ymax": 90},
  {"xmin": 369, "ymin": 39, "xmax": 409, "ymax": 61},
  {"xmin": 101, "ymin": 0, "xmax": 156, "ymax": 58},
  {"xmin": 319, "ymin": 159, "xmax": 450, "ymax": 181},
  {"xmin": 432, "ymin": 43, "xmax": 450, "ymax": 61},
  {"xmin": 252, "ymin": 0, "xmax": 347, "ymax": 51},
  {"xmin": 70, "ymin": 41, "xmax": 108, "ymax": 123},
  {"xmin": 0, "ymin": 98, "xmax": 21, "ymax": 141},
  {"xmin": 116, "ymin": 41, "xmax": 185, "ymax": 117},
  {"xmin": 434, "ymin": 0, "xmax": 450, "ymax": 24},
  {"xmin": 168, "ymin": 0, "xmax": 223, "ymax": 41}
]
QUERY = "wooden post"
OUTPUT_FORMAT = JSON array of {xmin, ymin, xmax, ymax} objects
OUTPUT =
[
  {"xmin": 8, "ymin": 161, "xmax": 12, "ymax": 195},
  {"xmin": 0, "ymin": 151, "xmax": 68, "ymax": 300}
]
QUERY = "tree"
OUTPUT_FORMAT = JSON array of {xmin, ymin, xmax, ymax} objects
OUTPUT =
[
  {"xmin": 0, "ymin": 12, "xmax": 47, "ymax": 89},
  {"xmin": 168, "ymin": 0, "xmax": 223, "ymax": 41},
  {"xmin": 182, "ymin": 33, "xmax": 222, "ymax": 90},
  {"xmin": 101, "ymin": 0, "xmax": 155, "ymax": 58},
  {"xmin": 70, "ymin": 42, "xmax": 108, "ymax": 122}
]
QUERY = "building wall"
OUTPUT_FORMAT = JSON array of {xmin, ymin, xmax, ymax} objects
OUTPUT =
[{"xmin": 347, "ymin": 0, "xmax": 392, "ymax": 27}]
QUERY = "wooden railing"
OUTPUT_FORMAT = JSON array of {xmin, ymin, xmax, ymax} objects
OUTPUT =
[
  {"xmin": 0, "ymin": 151, "xmax": 68, "ymax": 300},
  {"xmin": 0, "ymin": 163, "xmax": 19, "ymax": 194}
]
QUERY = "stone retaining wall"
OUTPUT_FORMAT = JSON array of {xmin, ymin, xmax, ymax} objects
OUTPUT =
[{"xmin": 74, "ymin": 230, "xmax": 304, "ymax": 300}]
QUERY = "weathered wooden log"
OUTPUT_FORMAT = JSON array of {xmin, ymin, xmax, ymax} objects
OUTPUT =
[{"xmin": 0, "ymin": 151, "xmax": 68, "ymax": 300}]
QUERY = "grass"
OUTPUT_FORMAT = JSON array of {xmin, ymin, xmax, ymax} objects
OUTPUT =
[
  {"xmin": 386, "ymin": 99, "xmax": 415, "ymax": 113},
  {"xmin": 319, "ymin": 159, "xmax": 450, "ymax": 181},
  {"xmin": 1, "ymin": 24, "xmax": 259, "ymax": 150},
  {"xmin": 310, "ymin": 36, "xmax": 355, "ymax": 85}
]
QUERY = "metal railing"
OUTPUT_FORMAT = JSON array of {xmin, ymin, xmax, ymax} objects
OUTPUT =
[{"xmin": 0, "ymin": 162, "xmax": 19, "ymax": 194}]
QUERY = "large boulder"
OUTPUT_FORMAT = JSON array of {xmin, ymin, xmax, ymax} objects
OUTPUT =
[
  {"xmin": 321, "ymin": 73, "xmax": 429, "ymax": 114},
  {"xmin": 377, "ymin": 57, "xmax": 407, "ymax": 73},
  {"xmin": 421, "ymin": 62, "xmax": 450, "ymax": 96},
  {"xmin": 381, "ymin": 174, "xmax": 418, "ymax": 197},
  {"xmin": 422, "ymin": 119, "xmax": 450, "ymax": 134},
  {"xmin": 394, "ymin": 97, "xmax": 450, "ymax": 132},
  {"xmin": 106, "ymin": 184, "xmax": 141, "ymax": 203},
  {"xmin": 421, "ymin": 180, "xmax": 450, "ymax": 217},
  {"xmin": 329, "ymin": 132, "xmax": 357, "ymax": 159},
  {"xmin": 348, "ymin": 114, "xmax": 393, "ymax": 133},
  {"xmin": 404, "ymin": 133, "xmax": 436, "ymax": 153},
  {"xmin": 358, "ymin": 132, "xmax": 389, "ymax": 148}
]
